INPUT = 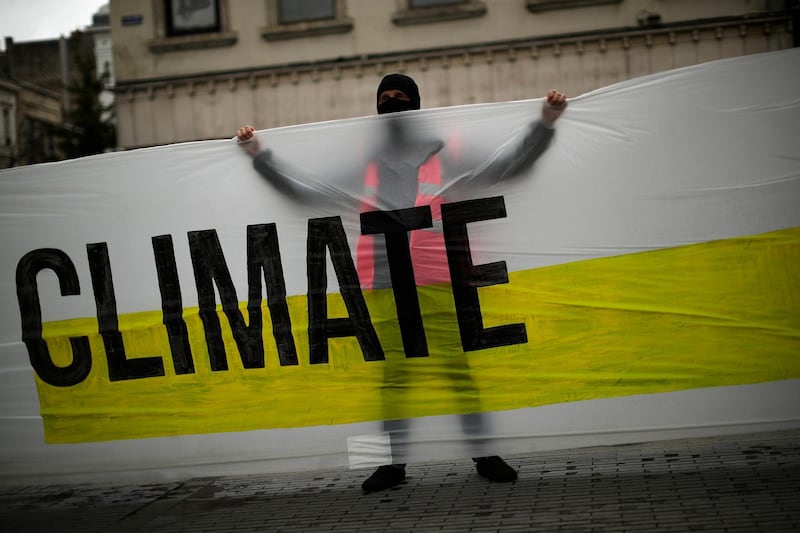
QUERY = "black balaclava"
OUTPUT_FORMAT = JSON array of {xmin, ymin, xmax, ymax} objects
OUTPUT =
[{"xmin": 376, "ymin": 73, "xmax": 421, "ymax": 114}]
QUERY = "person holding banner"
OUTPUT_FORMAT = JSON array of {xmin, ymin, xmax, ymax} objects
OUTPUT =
[{"xmin": 236, "ymin": 74, "xmax": 567, "ymax": 493}]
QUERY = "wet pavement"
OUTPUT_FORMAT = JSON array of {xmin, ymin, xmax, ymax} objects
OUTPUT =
[{"xmin": 1, "ymin": 429, "xmax": 799, "ymax": 532}]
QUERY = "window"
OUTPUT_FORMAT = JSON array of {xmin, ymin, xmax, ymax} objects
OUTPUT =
[
  {"xmin": 410, "ymin": 0, "xmax": 467, "ymax": 6},
  {"xmin": 149, "ymin": 0, "xmax": 237, "ymax": 53},
  {"xmin": 526, "ymin": 0, "xmax": 622, "ymax": 13},
  {"xmin": 279, "ymin": 0, "xmax": 335, "ymax": 24},
  {"xmin": 262, "ymin": 0, "xmax": 352, "ymax": 41},
  {"xmin": 24, "ymin": 118, "xmax": 57, "ymax": 164},
  {"xmin": 2, "ymin": 108, "xmax": 10, "ymax": 146},
  {"xmin": 165, "ymin": 0, "xmax": 221, "ymax": 36},
  {"xmin": 392, "ymin": 0, "xmax": 486, "ymax": 26}
]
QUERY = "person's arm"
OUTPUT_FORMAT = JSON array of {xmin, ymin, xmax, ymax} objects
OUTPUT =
[
  {"xmin": 451, "ymin": 90, "xmax": 567, "ymax": 189},
  {"xmin": 236, "ymin": 125, "xmax": 329, "ymax": 201}
]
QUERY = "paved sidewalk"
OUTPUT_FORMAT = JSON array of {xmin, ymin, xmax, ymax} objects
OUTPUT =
[{"xmin": 1, "ymin": 430, "xmax": 799, "ymax": 532}]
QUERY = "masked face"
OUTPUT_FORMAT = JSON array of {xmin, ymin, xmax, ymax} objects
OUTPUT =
[
  {"xmin": 377, "ymin": 90, "xmax": 416, "ymax": 115},
  {"xmin": 378, "ymin": 97, "xmax": 417, "ymax": 114}
]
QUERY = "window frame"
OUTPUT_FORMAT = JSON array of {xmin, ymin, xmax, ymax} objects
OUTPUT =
[
  {"xmin": 409, "ymin": 0, "xmax": 468, "ymax": 7},
  {"xmin": 392, "ymin": 0, "xmax": 486, "ymax": 26},
  {"xmin": 149, "ymin": 0, "xmax": 238, "ymax": 54},
  {"xmin": 164, "ymin": 0, "xmax": 222, "ymax": 37},
  {"xmin": 262, "ymin": 0, "xmax": 353, "ymax": 41},
  {"xmin": 277, "ymin": 0, "xmax": 336, "ymax": 24},
  {"xmin": 526, "ymin": 0, "xmax": 623, "ymax": 13}
]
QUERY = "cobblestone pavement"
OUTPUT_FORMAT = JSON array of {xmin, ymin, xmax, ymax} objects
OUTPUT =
[{"xmin": 1, "ymin": 430, "xmax": 799, "ymax": 532}]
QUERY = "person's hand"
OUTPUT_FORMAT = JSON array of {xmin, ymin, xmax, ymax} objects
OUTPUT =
[
  {"xmin": 236, "ymin": 125, "xmax": 261, "ymax": 158},
  {"xmin": 541, "ymin": 90, "xmax": 567, "ymax": 127}
]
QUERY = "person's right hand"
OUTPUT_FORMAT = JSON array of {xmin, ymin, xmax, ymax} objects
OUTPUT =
[
  {"xmin": 236, "ymin": 125, "xmax": 261, "ymax": 158},
  {"xmin": 541, "ymin": 90, "xmax": 567, "ymax": 128}
]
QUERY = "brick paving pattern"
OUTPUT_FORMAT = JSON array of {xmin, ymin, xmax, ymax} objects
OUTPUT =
[{"xmin": 1, "ymin": 430, "xmax": 798, "ymax": 532}]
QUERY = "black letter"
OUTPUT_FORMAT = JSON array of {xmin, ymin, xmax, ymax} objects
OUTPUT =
[
  {"xmin": 87, "ymin": 243, "xmax": 166, "ymax": 381},
  {"xmin": 307, "ymin": 216, "xmax": 383, "ymax": 364},
  {"xmin": 247, "ymin": 224, "xmax": 297, "ymax": 366},
  {"xmin": 15, "ymin": 249, "xmax": 91, "ymax": 387},
  {"xmin": 153, "ymin": 235, "xmax": 195, "ymax": 374},
  {"xmin": 361, "ymin": 206, "xmax": 431, "ymax": 357},
  {"xmin": 441, "ymin": 196, "xmax": 527, "ymax": 351},
  {"xmin": 189, "ymin": 230, "xmax": 269, "ymax": 370}
]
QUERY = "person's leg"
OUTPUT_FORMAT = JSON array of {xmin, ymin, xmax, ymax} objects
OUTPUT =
[
  {"xmin": 460, "ymin": 412, "xmax": 518, "ymax": 482},
  {"xmin": 363, "ymin": 324, "xmax": 410, "ymax": 493},
  {"xmin": 362, "ymin": 418, "xmax": 409, "ymax": 492}
]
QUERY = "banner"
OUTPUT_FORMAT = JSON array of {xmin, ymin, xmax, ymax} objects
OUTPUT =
[{"xmin": 1, "ymin": 49, "xmax": 799, "ymax": 483}]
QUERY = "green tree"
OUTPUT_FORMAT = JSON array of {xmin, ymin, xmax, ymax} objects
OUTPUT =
[{"xmin": 60, "ymin": 31, "xmax": 116, "ymax": 159}]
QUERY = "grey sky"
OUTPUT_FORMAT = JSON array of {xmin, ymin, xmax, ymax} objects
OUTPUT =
[{"xmin": 0, "ymin": 0, "xmax": 107, "ymax": 49}]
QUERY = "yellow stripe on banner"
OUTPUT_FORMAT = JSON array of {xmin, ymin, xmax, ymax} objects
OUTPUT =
[{"xmin": 36, "ymin": 227, "xmax": 800, "ymax": 443}]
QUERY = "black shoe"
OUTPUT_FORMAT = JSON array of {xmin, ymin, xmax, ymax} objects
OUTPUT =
[
  {"xmin": 474, "ymin": 456, "xmax": 517, "ymax": 482},
  {"xmin": 362, "ymin": 465, "xmax": 406, "ymax": 493}
]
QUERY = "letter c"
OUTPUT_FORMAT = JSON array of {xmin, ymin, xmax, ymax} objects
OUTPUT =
[{"xmin": 16, "ymin": 249, "xmax": 91, "ymax": 387}]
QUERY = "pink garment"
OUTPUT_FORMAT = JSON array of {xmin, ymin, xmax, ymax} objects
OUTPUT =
[{"xmin": 357, "ymin": 155, "xmax": 450, "ymax": 289}]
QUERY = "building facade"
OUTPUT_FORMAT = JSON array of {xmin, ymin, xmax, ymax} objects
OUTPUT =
[
  {"xmin": 0, "ymin": 80, "xmax": 18, "ymax": 167},
  {"xmin": 111, "ymin": 0, "xmax": 797, "ymax": 149},
  {"xmin": 0, "ymin": 78, "xmax": 64, "ymax": 167},
  {"xmin": 0, "ymin": 31, "xmax": 87, "ymax": 166}
]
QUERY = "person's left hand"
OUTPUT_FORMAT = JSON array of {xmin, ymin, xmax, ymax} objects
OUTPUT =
[{"xmin": 541, "ymin": 90, "xmax": 567, "ymax": 127}]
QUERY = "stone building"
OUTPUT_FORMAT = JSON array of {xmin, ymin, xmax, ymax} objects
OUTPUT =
[
  {"xmin": 111, "ymin": 0, "xmax": 797, "ymax": 150},
  {"xmin": 0, "ymin": 30, "xmax": 94, "ymax": 166},
  {"xmin": 0, "ymin": 35, "xmax": 74, "ymax": 165}
]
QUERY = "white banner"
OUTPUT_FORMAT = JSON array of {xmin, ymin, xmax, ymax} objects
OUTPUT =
[{"xmin": 1, "ymin": 49, "xmax": 798, "ymax": 484}]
